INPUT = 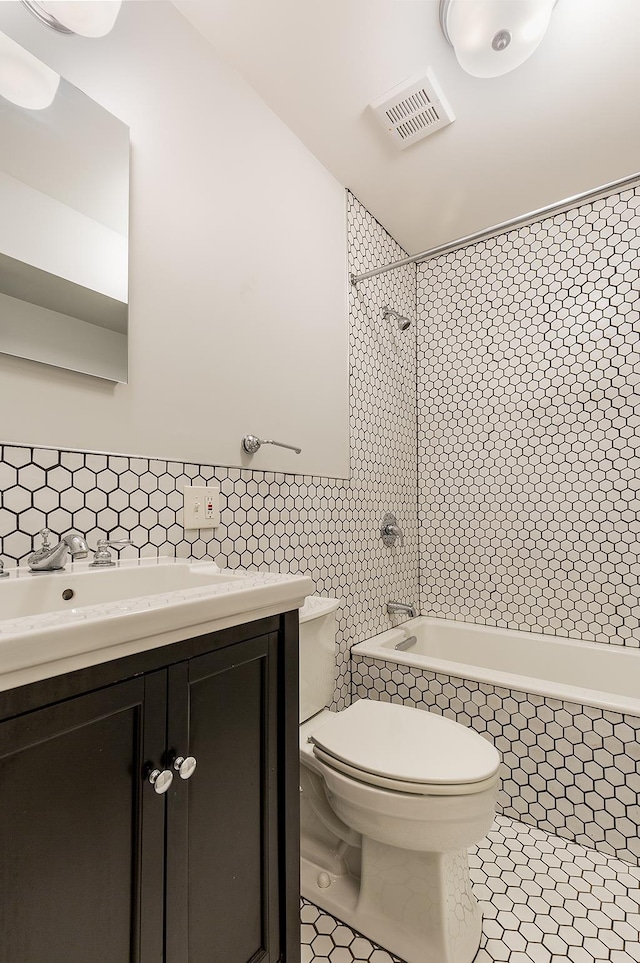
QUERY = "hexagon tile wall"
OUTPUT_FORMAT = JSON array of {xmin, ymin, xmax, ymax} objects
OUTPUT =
[
  {"xmin": 0, "ymin": 194, "xmax": 418, "ymax": 709},
  {"xmin": 417, "ymin": 186, "xmax": 640, "ymax": 647},
  {"xmin": 353, "ymin": 653, "xmax": 640, "ymax": 865}
]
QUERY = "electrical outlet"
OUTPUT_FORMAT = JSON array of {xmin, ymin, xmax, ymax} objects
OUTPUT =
[{"xmin": 183, "ymin": 485, "xmax": 220, "ymax": 530}]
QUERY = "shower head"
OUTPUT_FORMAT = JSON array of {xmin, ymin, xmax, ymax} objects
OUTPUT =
[{"xmin": 383, "ymin": 306, "xmax": 411, "ymax": 331}]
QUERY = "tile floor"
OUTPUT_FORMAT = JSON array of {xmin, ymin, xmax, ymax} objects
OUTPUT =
[{"xmin": 301, "ymin": 815, "xmax": 640, "ymax": 963}]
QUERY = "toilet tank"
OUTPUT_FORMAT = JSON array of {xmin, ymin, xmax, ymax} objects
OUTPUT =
[{"xmin": 299, "ymin": 596, "xmax": 340, "ymax": 723}]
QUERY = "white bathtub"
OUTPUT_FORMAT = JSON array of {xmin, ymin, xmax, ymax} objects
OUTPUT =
[{"xmin": 352, "ymin": 616, "xmax": 640, "ymax": 716}]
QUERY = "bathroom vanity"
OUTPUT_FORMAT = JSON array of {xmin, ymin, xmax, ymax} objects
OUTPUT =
[{"xmin": 0, "ymin": 559, "xmax": 312, "ymax": 963}]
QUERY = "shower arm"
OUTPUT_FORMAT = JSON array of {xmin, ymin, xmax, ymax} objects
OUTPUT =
[{"xmin": 242, "ymin": 435, "xmax": 302, "ymax": 455}]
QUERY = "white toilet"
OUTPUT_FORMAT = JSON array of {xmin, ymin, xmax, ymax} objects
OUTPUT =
[{"xmin": 299, "ymin": 597, "xmax": 500, "ymax": 963}]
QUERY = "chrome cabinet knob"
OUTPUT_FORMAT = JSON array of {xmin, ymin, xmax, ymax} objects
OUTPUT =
[
  {"xmin": 148, "ymin": 768, "xmax": 173, "ymax": 794},
  {"xmin": 174, "ymin": 755, "xmax": 197, "ymax": 780}
]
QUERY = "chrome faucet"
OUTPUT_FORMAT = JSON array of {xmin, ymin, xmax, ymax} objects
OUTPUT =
[
  {"xmin": 28, "ymin": 529, "xmax": 89, "ymax": 572},
  {"xmin": 387, "ymin": 601, "xmax": 416, "ymax": 619}
]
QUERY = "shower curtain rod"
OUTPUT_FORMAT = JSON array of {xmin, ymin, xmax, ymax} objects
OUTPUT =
[{"xmin": 350, "ymin": 170, "xmax": 640, "ymax": 286}]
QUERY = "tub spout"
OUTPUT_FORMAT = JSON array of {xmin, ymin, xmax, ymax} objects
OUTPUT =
[{"xmin": 387, "ymin": 601, "xmax": 416, "ymax": 619}]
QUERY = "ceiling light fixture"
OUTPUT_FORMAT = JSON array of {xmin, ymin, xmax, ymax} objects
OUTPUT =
[
  {"xmin": 21, "ymin": 1, "xmax": 122, "ymax": 38},
  {"xmin": 0, "ymin": 30, "xmax": 60, "ymax": 109},
  {"xmin": 439, "ymin": 0, "xmax": 558, "ymax": 78}
]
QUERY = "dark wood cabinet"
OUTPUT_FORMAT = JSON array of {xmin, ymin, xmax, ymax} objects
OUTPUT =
[
  {"xmin": 0, "ymin": 676, "xmax": 163, "ymax": 963},
  {"xmin": 165, "ymin": 633, "xmax": 281, "ymax": 963},
  {"xmin": 0, "ymin": 612, "xmax": 300, "ymax": 963}
]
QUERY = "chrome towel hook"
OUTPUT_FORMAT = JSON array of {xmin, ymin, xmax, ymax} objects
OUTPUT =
[{"xmin": 242, "ymin": 435, "xmax": 302, "ymax": 455}]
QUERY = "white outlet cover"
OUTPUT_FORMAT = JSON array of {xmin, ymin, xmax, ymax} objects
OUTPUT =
[{"xmin": 183, "ymin": 484, "xmax": 221, "ymax": 530}]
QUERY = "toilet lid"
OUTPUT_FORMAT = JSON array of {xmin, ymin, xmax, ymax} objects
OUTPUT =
[{"xmin": 310, "ymin": 700, "xmax": 500, "ymax": 788}]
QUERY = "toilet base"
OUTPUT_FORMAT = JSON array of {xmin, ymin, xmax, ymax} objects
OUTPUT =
[{"xmin": 301, "ymin": 838, "xmax": 482, "ymax": 963}]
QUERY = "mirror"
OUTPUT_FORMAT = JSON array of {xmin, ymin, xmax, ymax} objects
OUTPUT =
[{"xmin": 0, "ymin": 33, "xmax": 129, "ymax": 382}]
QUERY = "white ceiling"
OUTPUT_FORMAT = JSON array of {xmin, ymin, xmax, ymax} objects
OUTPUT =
[{"xmin": 174, "ymin": 0, "xmax": 640, "ymax": 255}]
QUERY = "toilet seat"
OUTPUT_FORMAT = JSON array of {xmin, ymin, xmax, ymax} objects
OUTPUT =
[{"xmin": 309, "ymin": 700, "xmax": 500, "ymax": 796}]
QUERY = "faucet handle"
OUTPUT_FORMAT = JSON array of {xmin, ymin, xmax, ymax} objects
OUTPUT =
[
  {"xmin": 89, "ymin": 538, "xmax": 134, "ymax": 568},
  {"xmin": 27, "ymin": 529, "xmax": 53, "ymax": 564},
  {"xmin": 381, "ymin": 513, "xmax": 404, "ymax": 547}
]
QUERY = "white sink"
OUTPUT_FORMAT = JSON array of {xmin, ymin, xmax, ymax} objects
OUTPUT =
[
  {"xmin": 0, "ymin": 557, "xmax": 313, "ymax": 692},
  {"xmin": 1, "ymin": 558, "xmax": 243, "ymax": 620}
]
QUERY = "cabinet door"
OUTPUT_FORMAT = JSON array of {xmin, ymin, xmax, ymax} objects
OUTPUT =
[
  {"xmin": 0, "ymin": 675, "xmax": 166, "ymax": 963},
  {"xmin": 165, "ymin": 633, "xmax": 280, "ymax": 963}
]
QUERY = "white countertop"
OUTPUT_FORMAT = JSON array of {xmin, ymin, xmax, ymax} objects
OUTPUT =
[{"xmin": 0, "ymin": 558, "xmax": 314, "ymax": 692}]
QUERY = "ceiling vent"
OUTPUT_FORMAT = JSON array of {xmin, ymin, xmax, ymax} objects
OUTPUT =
[{"xmin": 370, "ymin": 69, "xmax": 455, "ymax": 150}]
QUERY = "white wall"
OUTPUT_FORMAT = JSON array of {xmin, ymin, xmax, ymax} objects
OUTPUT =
[{"xmin": 0, "ymin": 0, "xmax": 349, "ymax": 478}]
